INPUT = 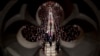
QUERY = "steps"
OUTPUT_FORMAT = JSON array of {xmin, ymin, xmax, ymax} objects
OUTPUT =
[{"xmin": 44, "ymin": 42, "xmax": 57, "ymax": 56}]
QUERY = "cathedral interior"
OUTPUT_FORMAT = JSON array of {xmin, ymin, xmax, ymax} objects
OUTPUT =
[{"xmin": 0, "ymin": 0, "xmax": 100, "ymax": 56}]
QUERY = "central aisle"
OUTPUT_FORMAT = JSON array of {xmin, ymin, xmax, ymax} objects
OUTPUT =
[
  {"xmin": 39, "ymin": 42, "xmax": 57, "ymax": 56},
  {"xmin": 45, "ymin": 42, "xmax": 57, "ymax": 56}
]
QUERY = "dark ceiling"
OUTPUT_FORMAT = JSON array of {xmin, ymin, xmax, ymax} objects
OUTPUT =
[{"xmin": 0, "ymin": 0, "xmax": 99, "ymax": 33}]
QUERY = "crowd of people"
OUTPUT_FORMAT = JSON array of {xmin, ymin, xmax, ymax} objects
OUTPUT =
[
  {"xmin": 61, "ymin": 25, "xmax": 81, "ymax": 42},
  {"xmin": 21, "ymin": 24, "xmax": 81, "ymax": 45},
  {"xmin": 21, "ymin": 1, "xmax": 81, "ymax": 53},
  {"xmin": 21, "ymin": 25, "xmax": 39, "ymax": 42},
  {"xmin": 21, "ymin": 24, "xmax": 81, "ymax": 54}
]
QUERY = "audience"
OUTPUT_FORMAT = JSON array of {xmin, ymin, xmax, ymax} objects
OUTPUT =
[
  {"xmin": 21, "ymin": 25, "xmax": 39, "ymax": 42},
  {"xmin": 61, "ymin": 25, "xmax": 81, "ymax": 42}
]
